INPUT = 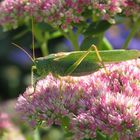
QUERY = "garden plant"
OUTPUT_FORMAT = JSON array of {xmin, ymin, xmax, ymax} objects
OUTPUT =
[{"xmin": 0, "ymin": 0, "xmax": 140, "ymax": 140}]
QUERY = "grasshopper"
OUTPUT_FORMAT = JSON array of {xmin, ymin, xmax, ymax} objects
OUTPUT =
[
  {"xmin": 12, "ymin": 43, "xmax": 140, "ymax": 87},
  {"xmin": 12, "ymin": 19, "xmax": 140, "ymax": 87}
]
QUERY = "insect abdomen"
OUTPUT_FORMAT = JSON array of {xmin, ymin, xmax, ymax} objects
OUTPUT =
[{"xmin": 35, "ymin": 57, "xmax": 101, "ymax": 76}]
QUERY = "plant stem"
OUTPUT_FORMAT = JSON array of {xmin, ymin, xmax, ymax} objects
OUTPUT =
[
  {"xmin": 122, "ymin": 18, "xmax": 140, "ymax": 49},
  {"xmin": 69, "ymin": 29, "xmax": 80, "ymax": 51},
  {"xmin": 40, "ymin": 32, "xmax": 50, "ymax": 56},
  {"xmin": 33, "ymin": 128, "xmax": 41, "ymax": 140},
  {"xmin": 60, "ymin": 28, "xmax": 80, "ymax": 51},
  {"xmin": 41, "ymin": 40, "xmax": 48, "ymax": 56},
  {"xmin": 98, "ymin": 33, "xmax": 104, "ymax": 50}
]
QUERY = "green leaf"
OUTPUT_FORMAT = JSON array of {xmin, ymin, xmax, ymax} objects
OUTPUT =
[
  {"xmin": 60, "ymin": 116, "xmax": 70, "ymax": 131},
  {"xmin": 110, "ymin": 133, "xmax": 119, "ymax": 140},
  {"xmin": 96, "ymin": 131, "xmax": 107, "ymax": 140},
  {"xmin": 83, "ymin": 138, "xmax": 95, "ymax": 140},
  {"xmin": 80, "ymin": 37, "xmax": 112, "ymax": 51},
  {"xmin": 80, "ymin": 36, "xmax": 99, "ymax": 51},
  {"xmin": 82, "ymin": 8, "xmax": 93, "ymax": 18},
  {"xmin": 13, "ymin": 29, "xmax": 29, "ymax": 40},
  {"xmin": 102, "ymin": 38, "xmax": 113, "ymax": 50},
  {"xmin": 33, "ymin": 24, "xmax": 63, "ymax": 43},
  {"xmin": 84, "ymin": 20, "xmax": 111, "ymax": 36},
  {"xmin": 64, "ymin": 132, "xmax": 74, "ymax": 138},
  {"xmin": 49, "ymin": 31, "xmax": 63, "ymax": 39},
  {"xmin": 33, "ymin": 24, "xmax": 44, "ymax": 42},
  {"xmin": 60, "ymin": 116, "xmax": 74, "ymax": 138},
  {"xmin": 36, "ymin": 23, "xmax": 55, "ymax": 33}
]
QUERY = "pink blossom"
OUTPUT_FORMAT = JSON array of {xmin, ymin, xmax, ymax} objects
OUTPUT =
[
  {"xmin": 90, "ymin": 93, "xmax": 140, "ymax": 139},
  {"xmin": 0, "ymin": 112, "xmax": 25, "ymax": 140},
  {"xmin": 16, "ymin": 75, "xmax": 93, "ymax": 127},
  {"xmin": 0, "ymin": 0, "xmax": 140, "ymax": 30},
  {"xmin": 0, "ymin": 113, "xmax": 12, "ymax": 131},
  {"xmin": 16, "ymin": 59, "xmax": 140, "ymax": 139}
]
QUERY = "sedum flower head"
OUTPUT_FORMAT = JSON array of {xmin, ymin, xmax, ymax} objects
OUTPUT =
[
  {"xmin": 90, "ymin": 93, "xmax": 140, "ymax": 139},
  {"xmin": 0, "ymin": 112, "xmax": 25, "ymax": 140},
  {"xmin": 16, "ymin": 75, "xmax": 93, "ymax": 127},
  {"xmin": 16, "ymin": 59, "xmax": 140, "ymax": 140},
  {"xmin": 0, "ymin": 113, "xmax": 12, "ymax": 132},
  {"xmin": 0, "ymin": 0, "xmax": 140, "ymax": 30}
]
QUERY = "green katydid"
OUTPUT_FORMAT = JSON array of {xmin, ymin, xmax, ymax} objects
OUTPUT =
[
  {"xmin": 12, "ymin": 18, "xmax": 140, "ymax": 87},
  {"xmin": 12, "ymin": 43, "xmax": 140, "ymax": 87},
  {"xmin": 33, "ymin": 47, "xmax": 140, "ymax": 78}
]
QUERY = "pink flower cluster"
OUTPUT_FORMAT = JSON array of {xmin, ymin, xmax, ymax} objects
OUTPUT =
[
  {"xmin": 0, "ymin": 0, "xmax": 140, "ymax": 30},
  {"xmin": 0, "ymin": 112, "xmax": 25, "ymax": 140},
  {"xmin": 0, "ymin": 113, "xmax": 12, "ymax": 132},
  {"xmin": 16, "ymin": 59, "xmax": 140, "ymax": 140}
]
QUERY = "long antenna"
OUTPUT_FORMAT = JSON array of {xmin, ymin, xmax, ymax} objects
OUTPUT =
[
  {"xmin": 12, "ymin": 42, "xmax": 34, "ymax": 62},
  {"xmin": 31, "ymin": 17, "xmax": 35, "ymax": 61}
]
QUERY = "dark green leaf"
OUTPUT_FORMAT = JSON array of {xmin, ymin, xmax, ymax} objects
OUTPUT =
[
  {"xmin": 36, "ymin": 23, "xmax": 55, "ymax": 33},
  {"xmin": 80, "ymin": 36, "xmax": 114, "ymax": 51},
  {"xmin": 84, "ymin": 20, "xmax": 111, "ymax": 36},
  {"xmin": 60, "ymin": 116, "xmax": 70, "ymax": 130},
  {"xmin": 64, "ymin": 132, "xmax": 74, "ymax": 137},
  {"xmin": 96, "ymin": 131, "xmax": 107, "ymax": 140},
  {"xmin": 82, "ymin": 8, "xmax": 93, "ymax": 18},
  {"xmin": 83, "ymin": 138, "xmax": 95, "ymax": 140},
  {"xmin": 80, "ymin": 36, "xmax": 99, "ymax": 51},
  {"xmin": 13, "ymin": 29, "xmax": 29, "ymax": 40},
  {"xmin": 110, "ymin": 133, "xmax": 119, "ymax": 140}
]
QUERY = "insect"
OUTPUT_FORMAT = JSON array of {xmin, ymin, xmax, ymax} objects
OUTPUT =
[
  {"xmin": 12, "ymin": 16, "xmax": 140, "ymax": 88},
  {"xmin": 12, "ymin": 43, "xmax": 140, "ymax": 87}
]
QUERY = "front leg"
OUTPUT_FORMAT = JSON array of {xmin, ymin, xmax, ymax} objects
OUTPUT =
[{"xmin": 31, "ymin": 66, "xmax": 37, "ymax": 88}]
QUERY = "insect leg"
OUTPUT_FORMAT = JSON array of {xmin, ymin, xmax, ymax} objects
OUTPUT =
[
  {"xmin": 31, "ymin": 66, "xmax": 37, "ymax": 92},
  {"xmin": 59, "ymin": 78, "xmax": 63, "ymax": 99},
  {"xmin": 65, "ymin": 47, "xmax": 92, "ymax": 75},
  {"xmin": 65, "ymin": 44, "xmax": 109, "ymax": 76},
  {"xmin": 91, "ymin": 44, "xmax": 109, "ymax": 75}
]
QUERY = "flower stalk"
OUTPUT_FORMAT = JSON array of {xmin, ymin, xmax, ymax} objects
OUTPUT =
[{"xmin": 122, "ymin": 18, "xmax": 140, "ymax": 49}]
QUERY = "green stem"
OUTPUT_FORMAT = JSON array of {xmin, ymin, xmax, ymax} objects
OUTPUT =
[
  {"xmin": 59, "ymin": 28, "xmax": 80, "ymax": 51},
  {"xmin": 110, "ymin": 133, "xmax": 119, "ymax": 140},
  {"xmin": 69, "ymin": 29, "xmax": 80, "ymax": 51},
  {"xmin": 98, "ymin": 33, "xmax": 104, "ymax": 50},
  {"xmin": 122, "ymin": 18, "xmax": 140, "ymax": 49},
  {"xmin": 40, "ymin": 40, "xmax": 48, "ymax": 56},
  {"xmin": 40, "ymin": 32, "xmax": 50, "ymax": 56},
  {"xmin": 33, "ymin": 128, "xmax": 41, "ymax": 140}
]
